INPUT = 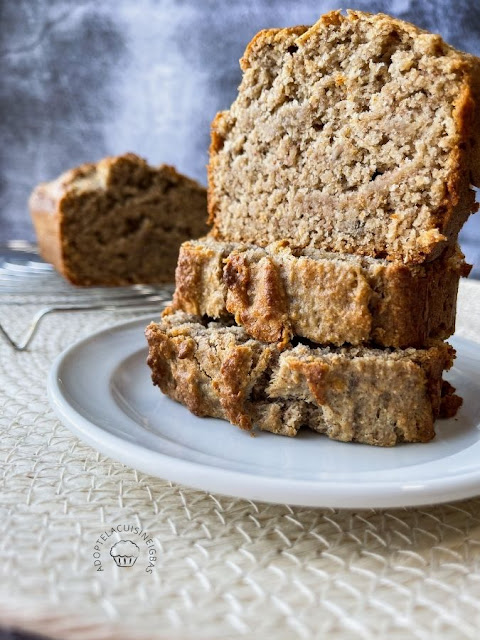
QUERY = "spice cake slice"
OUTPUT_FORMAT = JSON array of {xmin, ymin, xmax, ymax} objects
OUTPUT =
[
  {"xmin": 145, "ymin": 311, "xmax": 458, "ymax": 446},
  {"xmin": 30, "ymin": 153, "xmax": 209, "ymax": 285},
  {"xmin": 208, "ymin": 10, "xmax": 480, "ymax": 263},
  {"xmin": 170, "ymin": 236, "xmax": 469, "ymax": 348}
]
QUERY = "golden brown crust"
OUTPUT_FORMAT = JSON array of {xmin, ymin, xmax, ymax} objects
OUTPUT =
[
  {"xmin": 439, "ymin": 381, "xmax": 463, "ymax": 418},
  {"xmin": 146, "ymin": 315, "xmax": 278, "ymax": 429},
  {"xmin": 172, "ymin": 239, "xmax": 232, "ymax": 318},
  {"xmin": 29, "ymin": 187, "xmax": 64, "ymax": 275},
  {"xmin": 468, "ymin": 56, "xmax": 480, "ymax": 187},
  {"xmin": 240, "ymin": 26, "xmax": 310, "ymax": 71},
  {"xmin": 29, "ymin": 153, "xmax": 208, "ymax": 286},
  {"xmin": 434, "ymin": 65, "xmax": 480, "ymax": 258},
  {"xmin": 171, "ymin": 237, "xmax": 467, "ymax": 348},
  {"xmin": 207, "ymin": 112, "xmax": 228, "ymax": 227},
  {"xmin": 213, "ymin": 346, "xmax": 257, "ymax": 430},
  {"xmin": 146, "ymin": 326, "xmax": 216, "ymax": 417},
  {"xmin": 172, "ymin": 243, "xmax": 209, "ymax": 316},
  {"xmin": 223, "ymin": 253, "xmax": 290, "ymax": 344},
  {"xmin": 145, "ymin": 311, "xmax": 458, "ymax": 446}
]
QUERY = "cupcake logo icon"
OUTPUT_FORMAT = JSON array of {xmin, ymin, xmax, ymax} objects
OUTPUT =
[
  {"xmin": 109, "ymin": 540, "xmax": 140, "ymax": 567},
  {"xmin": 93, "ymin": 524, "xmax": 157, "ymax": 572}
]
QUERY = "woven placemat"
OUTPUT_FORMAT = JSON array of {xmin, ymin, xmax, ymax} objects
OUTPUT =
[{"xmin": 1, "ymin": 280, "xmax": 480, "ymax": 640}]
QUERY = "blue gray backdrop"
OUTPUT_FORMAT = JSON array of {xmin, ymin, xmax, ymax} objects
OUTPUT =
[{"xmin": 1, "ymin": 0, "xmax": 480, "ymax": 270}]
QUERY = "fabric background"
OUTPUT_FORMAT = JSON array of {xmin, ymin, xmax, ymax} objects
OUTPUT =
[{"xmin": 1, "ymin": 0, "xmax": 480, "ymax": 271}]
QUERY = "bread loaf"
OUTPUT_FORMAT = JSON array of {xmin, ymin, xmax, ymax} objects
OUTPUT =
[
  {"xmin": 145, "ymin": 311, "xmax": 458, "ymax": 446},
  {"xmin": 30, "ymin": 153, "xmax": 208, "ymax": 285},
  {"xmin": 171, "ymin": 236, "xmax": 469, "ymax": 347}
]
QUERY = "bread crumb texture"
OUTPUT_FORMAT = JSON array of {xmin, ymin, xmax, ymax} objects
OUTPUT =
[
  {"xmin": 209, "ymin": 10, "xmax": 480, "ymax": 263},
  {"xmin": 146, "ymin": 311, "xmax": 458, "ymax": 446},
  {"xmin": 30, "ymin": 153, "xmax": 208, "ymax": 285}
]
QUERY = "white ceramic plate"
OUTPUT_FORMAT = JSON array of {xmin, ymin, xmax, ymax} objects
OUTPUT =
[{"xmin": 48, "ymin": 317, "xmax": 480, "ymax": 509}]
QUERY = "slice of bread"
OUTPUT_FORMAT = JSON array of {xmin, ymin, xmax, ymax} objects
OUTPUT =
[
  {"xmin": 145, "ymin": 310, "xmax": 458, "ymax": 446},
  {"xmin": 208, "ymin": 10, "xmax": 480, "ymax": 263},
  {"xmin": 171, "ymin": 236, "xmax": 469, "ymax": 348},
  {"xmin": 30, "ymin": 153, "xmax": 208, "ymax": 285}
]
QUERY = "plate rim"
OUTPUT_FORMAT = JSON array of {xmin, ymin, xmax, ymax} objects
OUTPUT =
[{"xmin": 47, "ymin": 316, "xmax": 480, "ymax": 509}]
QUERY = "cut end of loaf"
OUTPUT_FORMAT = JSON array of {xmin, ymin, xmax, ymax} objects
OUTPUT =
[
  {"xmin": 208, "ymin": 10, "xmax": 480, "ymax": 263},
  {"xmin": 30, "ymin": 154, "xmax": 209, "ymax": 286}
]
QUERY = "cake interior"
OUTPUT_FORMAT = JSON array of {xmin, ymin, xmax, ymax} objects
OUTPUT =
[
  {"xmin": 60, "ymin": 165, "xmax": 207, "ymax": 285},
  {"xmin": 210, "ymin": 11, "xmax": 477, "ymax": 260}
]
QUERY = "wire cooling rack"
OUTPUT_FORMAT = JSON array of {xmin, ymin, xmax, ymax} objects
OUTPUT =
[{"xmin": 0, "ymin": 242, "xmax": 172, "ymax": 350}]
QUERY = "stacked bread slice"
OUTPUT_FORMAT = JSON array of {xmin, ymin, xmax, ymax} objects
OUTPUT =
[{"xmin": 146, "ymin": 10, "xmax": 480, "ymax": 446}]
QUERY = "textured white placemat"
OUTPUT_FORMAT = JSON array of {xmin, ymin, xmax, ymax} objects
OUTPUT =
[{"xmin": 1, "ymin": 280, "xmax": 480, "ymax": 640}]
